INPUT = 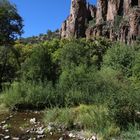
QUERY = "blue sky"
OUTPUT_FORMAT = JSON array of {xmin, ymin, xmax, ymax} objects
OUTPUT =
[{"xmin": 10, "ymin": 0, "xmax": 97, "ymax": 37}]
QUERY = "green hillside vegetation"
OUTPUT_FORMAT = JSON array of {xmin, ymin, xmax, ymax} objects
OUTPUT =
[{"xmin": 0, "ymin": 0, "xmax": 140, "ymax": 139}]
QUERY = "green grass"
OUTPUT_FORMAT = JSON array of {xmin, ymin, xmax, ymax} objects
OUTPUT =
[
  {"xmin": 120, "ymin": 124, "xmax": 140, "ymax": 140},
  {"xmin": 44, "ymin": 105, "xmax": 120, "ymax": 139},
  {"xmin": 0, "ymin": 103, "xmax": 9, "ymax": 114},
  {"xmin": 0, "ymin": 81, "xmax": 56, "ymax": 109}
]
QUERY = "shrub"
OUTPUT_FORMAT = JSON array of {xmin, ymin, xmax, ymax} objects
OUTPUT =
[
  {"xmin": 21, "ymin": 45, "xmax": 54, "ymax": 82},
  {"xmin": 114, "ymin": 16, "xmax": 122, "ymax": 32},
  {"xmin": 120, "ymin": 124, "xmax": 140, "ymax": 140},
  {"xmin": 103, "ymin": 43, "xmax": 135, "ymax": 77},
  {"xmin": 88, "ymin": 18, "xmax": 96, "ymax": 27},
  {"xmin": 0, "ymin": 81, "xmax": 57, "ymax": 109},
  {"xmin": 60, "ymin": 38, "xmax": 111, "ymax": 70},
  {"xmin": 108, "ymin": 87, "xmax": 140, "ymax": 129},
  {"xmin": 132, "ymin": 52, "xmax": 140, "ymax": 80}
]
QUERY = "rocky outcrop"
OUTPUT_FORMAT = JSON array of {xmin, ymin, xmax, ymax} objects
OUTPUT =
[
  {"xmin": 60, "ymin": 0, "xmax": 96, "ymax": 38},
  {"xmin": 124, "ymin": 0, "xmax": 140, "ymax": 15},
  {"xmin": 107, "ymin": 0, "xmax": 124, "ymax": 21},
  {"xmin": 120, "ymin": 8, "xmax": 140, "ymax": 44},
  {"xmin": 60, "ymin": 0, "xmax": 97, "ymax": 38},
  {"xmin": 96, "ymin": 0, "xmax": 108, "ymax": 24},
  {"xmin": 87, "ymin": 4, "xmax": 97, "ymax": 19},
  {"xmin": 60, "ymin": 0, "xmax": 140, "ymax": 44}
]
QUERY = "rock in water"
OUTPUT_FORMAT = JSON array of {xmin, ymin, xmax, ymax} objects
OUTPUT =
[
  {"xmin": 12, "ymin": 137, "xmax": 20, "ymax": 140},
  {"xmin": 30, "ymin": 118, "xmax": 36, "ymax": 124},
  {"xmin": 36, "ymin": 127, "xmax": 45, "ymax": 135},
  {"xmin": 4, "ymin": 136, "xmax": 10, "ymax": 139},
  {"xmin": 59, "ymin": 137, "xmax": 64, "ymax": 140}
]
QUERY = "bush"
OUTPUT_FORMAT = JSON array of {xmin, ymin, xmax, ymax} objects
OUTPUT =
[
  {"xmin": 114, "ymin": 16, "xmax": 122, "ymax": 32},
  {"xmin": 88, "ymin": 18, "xmax": 96, "ymax": 27},
  {"xmin": 60, "ymin": 38, "xmax": 111, "ymax": 70},
  {"xmin": 120, "ymin": 124, "xmax": 140, "ymax": 140},
  {"xmin": 108, "ymin": 87, "xmax": 140, "ymax": 129},
  {"xmin": 21, "ymin": 44, "xmax": 55, "ymax": 82},
  {"xmin": 0, "ymin": 81, "xmax": 57, "ymax": 109},
  {"xmin": 132, "ymin": 52, "xmax": 140, "ymax": 80},
  {"xmin": 103, "ymin": 43, "xmax": 135, "ymax": 77},
  {"xmin": 0, "ymin": 66, "xmax": 123, "ymax": 109}
]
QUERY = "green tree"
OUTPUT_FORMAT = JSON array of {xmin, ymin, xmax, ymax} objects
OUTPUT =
[
  {"xmin": 103, "ymin": 43, "xmax": 135, "ymax": 77},
  {"xmin": 60, "ymin": 38, "xmax": 111, "ymax": 70},
  {"xmin": 0, "ymin": 0, "xmax": 23, "ymax": 45},
  {"xmin": 0, "ymin": 0, "xmax": 23, "ymax": 90},
  {"xmin": 21, "ymin": 44, "xmax": 56, "ymax": 83}
]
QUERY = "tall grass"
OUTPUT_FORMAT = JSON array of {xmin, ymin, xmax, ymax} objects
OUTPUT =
[
  {"xmin": 0, "ymin": 81, "xmax": 56, "ymax": 109},
  {"xmin": 44, "ymin": 105, "xmax": 120, "ymax": 139},
  {"xmin": 120, "ymin": 124, "xmax": 140, "ymax": 140}
]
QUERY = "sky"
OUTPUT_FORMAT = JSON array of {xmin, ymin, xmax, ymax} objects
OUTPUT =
[{"xmin": 10, "ymin": 0, "xmax": 97, "ymax": 37}]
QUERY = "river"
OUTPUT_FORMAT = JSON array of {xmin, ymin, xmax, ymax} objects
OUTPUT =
[{"xmin": 0, "ymin": 111, "xmax": 73, "ymax": 140}]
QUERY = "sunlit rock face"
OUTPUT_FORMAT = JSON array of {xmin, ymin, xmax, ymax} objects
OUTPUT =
[
  {"xmin": 123, "ymin": 0, "xmax": 139, "ymax": 15},
  {"xmin": 96, "ymin": 0, "xmax": 108, "ymax": 24},
  {"xmin": 61, "ymin": 0, "xmax": 140, "ymax": 44},
  {"xmin": 61, "ymin": 0, "xmax": 88, "ymax": 38},
  {"xmin": 60, "ymin": 0, "xmax": 96, "ymax": 38},
  {"xmin": 120, "ymin": 8, "xmax": 140, "ymax": 44},
  {"xmin": 106, "ymin": 0, "xmax": 124, "ymax": 21}
]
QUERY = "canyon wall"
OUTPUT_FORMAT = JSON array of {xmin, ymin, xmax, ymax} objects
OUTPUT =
[
  {"xmin": 61, "ymin": 0, "xmax": 96, "ymax": 38},
  {"xmin": 60, "ymin": 0, "xmax": 140, "ymax": 44}
]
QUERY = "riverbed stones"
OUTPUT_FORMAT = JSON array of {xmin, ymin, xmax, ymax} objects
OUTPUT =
[
  {"xmin": 9, "ymin": 115, "xmax": 13, "ymax": 118},
  {"xmin": 30, "ymin": 118, "xmax": 36, "ymax": 124},
  {"xmin": 0, "ymin": 111, "xmax": 48, "ymax": 139},
  {"xmin": 4, "ymin": 135, "xmax": 10, "ymax": 139},
  {"xmin": 59, "ymin": 137, "xmax": 64, "ymax": 140},
  {"xmin": 47, "ymin": 124, "xmax": 54, "ymax": 132},
  {"xmin": 12, "ymin": 137, "xmax": 20, "ymax": 140},
  {"xmin": 68, "ymin": 132, "xmax": 76, "ymax": 138},
  {"xmin": 36, "ymin": 126, "xmax": 45, "ymax": 135},
  {"xmin": 1, "ymin": 121, "xmax": 6, "ymax": 124},
  {"xmin": 26, "ymin": 129, "xmax": 30, "ymax": 133},
  {"xmin": 0, "ymin": 112, "xmax": 99, "ymax": 140},
  {"xmin": 2, "ymin": 124, "xmax": 8, "ymax": 130},
  {"xmin": 90, "ymin": 135, "xmax": 98, "ymax": 140},
  {"xmin": 37, "ymin": 134, "xmax": 45, "ymax": 139},
  {"xmin": 4, "ymin": 129, "xmax": 9, "ymax": 133},
  {"xmin": 0, "ymin": 133, "xmax": 4, "ymax": 137}
]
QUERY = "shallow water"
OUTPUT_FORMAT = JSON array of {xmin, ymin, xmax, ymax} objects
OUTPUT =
[{"xmin": 0, "ymin": 111, "xmax": 73, "ymax": 140}]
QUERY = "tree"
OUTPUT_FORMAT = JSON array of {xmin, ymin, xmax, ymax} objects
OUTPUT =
[
  {"xmin": 21, "ymin": 44, "xmax": 55, "ymax": 83},
  {"xmin": 0, "ymin": 0, "xmax": 23, "ymax": 90},
  {"xmin": 0, "ymin": 0, "xmax": 23, "ymax": 45},
  {"xmin": 103, "ymin": 43, "xmax": 135, "ymax": 77}
]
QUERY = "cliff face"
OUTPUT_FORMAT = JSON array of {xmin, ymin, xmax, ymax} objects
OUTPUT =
[
  {"xmin": 61, "ymin": 0, "xmax": 96, "ymax": 38},
  {"xmin": 60, "ymin": 0, "xmax": 140, "ymax": 44},
  {"xmin": 107, "ymin": 0, "xmax": 124, "ymax": 21},
  {"xmin": 96, "ymin": 0, "xmax": 108, "ymax": 24}
]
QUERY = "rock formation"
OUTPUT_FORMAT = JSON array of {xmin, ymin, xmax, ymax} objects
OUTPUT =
[
  {"xmin": 60, "ymin": 0, "xmax": 140, "ymax": 44},
  {"xmin": 96, "ymin": 0, "xmax": 108, "ymax": 24},
  {"xmin": 61, "ymin": 0, "xmax": 96, "ymax": 38},
  {"xmin": 107, "ymin": 0, "xmax": 124, "ymax": 21}
]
